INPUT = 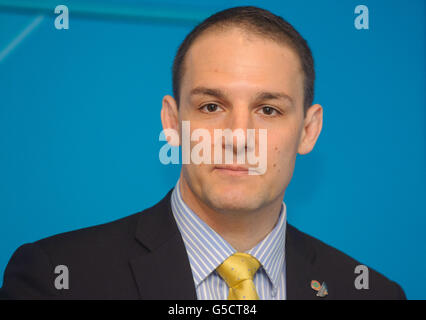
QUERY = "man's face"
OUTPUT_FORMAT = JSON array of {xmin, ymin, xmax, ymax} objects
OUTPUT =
[{"xmin": 172, "ymin": 27, "xmax": 317, "ymax": 213}]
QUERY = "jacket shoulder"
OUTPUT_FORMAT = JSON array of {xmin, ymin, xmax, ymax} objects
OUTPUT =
[
  {"xmin": 0, "ymin": 191, "xmax": 173, "ymax": 299},
  {"xmin": 36, "ymin": 210, "xmax": 142, "ymax": 255},
  {"xmin": 287, "ymin": 224, "xmax": 406, "ymax": 300},
  {"xmin": 35, "ymin": 190, "xmax": 172, "ymax": 255},
  {"xmin": 1, "ymin": 206, "xmax": 155, "ymax": 299}
]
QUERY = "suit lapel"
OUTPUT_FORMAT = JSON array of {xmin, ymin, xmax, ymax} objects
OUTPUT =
[
  {"xmin": 285, "ymin": 224, "xmax": 322, "ymax": 300},
  {"xmin": 129, "ymin": 189, "xmax": 197, "ymax": 300}
]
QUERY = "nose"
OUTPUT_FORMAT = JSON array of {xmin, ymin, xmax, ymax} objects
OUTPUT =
[
  {"xmin": 224, "ymin": 105, "xmax": 254, "ymax": 157},
  {"xmin": 228, "ymin": 105, "xmax": 252, "ymax": 133}
]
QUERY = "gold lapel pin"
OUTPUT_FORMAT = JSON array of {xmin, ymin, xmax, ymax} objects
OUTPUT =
[{"xmin": 311, "ymin": 280, "xmax": 328, "ymax": 297}]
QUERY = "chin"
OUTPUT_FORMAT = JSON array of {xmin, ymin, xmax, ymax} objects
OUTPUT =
[{"xmin": 204, "ymin": 186, "xmax": 263, "ymax": 212}]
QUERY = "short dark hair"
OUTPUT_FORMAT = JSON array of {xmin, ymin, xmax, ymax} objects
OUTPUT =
[{"xmin": 172, "ymin": 6, "xmax": 315, "ymax": 114}]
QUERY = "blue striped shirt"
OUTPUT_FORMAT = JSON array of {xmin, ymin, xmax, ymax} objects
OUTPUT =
[{"xmin": 170, "ymin": 179, "xmax": 287, "ymax": 300}]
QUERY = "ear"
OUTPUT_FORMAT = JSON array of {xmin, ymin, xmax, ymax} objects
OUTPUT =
[
  {"xmin": 161, "ymin": 95, "xmax": 180, "ymax": 146},
  {"xmin": 297, "ymin": 104, "xmax": 323, "ymax": 155}
]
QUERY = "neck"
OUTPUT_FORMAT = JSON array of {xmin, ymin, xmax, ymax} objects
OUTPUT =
[{"xmin": 179, "ymin": 177, "xmax": 283, "ymax": 252}]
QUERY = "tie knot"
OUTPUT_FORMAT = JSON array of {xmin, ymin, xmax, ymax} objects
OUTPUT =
[{"xmin": 216, "ymin": 253, "xmax": 261, "ymax": 287}]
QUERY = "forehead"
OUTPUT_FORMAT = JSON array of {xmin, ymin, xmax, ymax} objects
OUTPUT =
[{"xmin": 181, "ymin": 27, "xmax": 304, "ymax": 101}]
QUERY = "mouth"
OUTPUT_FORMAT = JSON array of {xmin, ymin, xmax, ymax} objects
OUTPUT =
[{"xmin": 213, "ymin": 165, "xmax": 250, "ymax": 176}]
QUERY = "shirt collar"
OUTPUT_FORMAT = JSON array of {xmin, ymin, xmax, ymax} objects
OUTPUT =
[
  {"xmin": 247, "ymin": 201, "xmax": 286, "ymax": 289},
  {"xmin": 171, "ymin": 179, "xmax": 287, "ymax": 290}
]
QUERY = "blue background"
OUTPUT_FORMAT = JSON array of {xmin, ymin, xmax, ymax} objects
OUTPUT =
[{"xmin": 0, "ymin": 0, "xmax": 425, "ymax": 299}]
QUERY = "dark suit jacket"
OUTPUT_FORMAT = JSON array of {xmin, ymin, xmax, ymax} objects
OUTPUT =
[{"xmin": 0, "ymin": 189, "xmax": 406, "ymax": 300}]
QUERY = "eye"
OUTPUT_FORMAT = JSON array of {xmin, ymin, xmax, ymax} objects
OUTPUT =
[
  {"xmin": 257, "ymin": 106, "xmax": 280, "ymax": 116},
  {"xmin": 200, "ymin": 103, "xmax": 223, "ymax": 113}
]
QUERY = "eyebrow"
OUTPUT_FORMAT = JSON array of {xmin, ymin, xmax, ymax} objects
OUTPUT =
[{"xmin": 189, "ymin": 86, "xmax": 294, "ymax": 106}]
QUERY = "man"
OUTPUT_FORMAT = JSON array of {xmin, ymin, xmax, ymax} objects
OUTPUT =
[{"xmin": 0, "ymin": 6, "xmax": 405, "ymax": 300}]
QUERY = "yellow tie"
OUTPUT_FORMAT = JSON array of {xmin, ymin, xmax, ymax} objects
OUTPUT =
[{"xmin": 216, "ymin": 252, "xmax": 261, "ymax": 300}]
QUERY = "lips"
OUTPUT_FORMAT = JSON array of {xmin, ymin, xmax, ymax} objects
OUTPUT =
[
  {"xmin": 215, "ymin": 165, "xmax": 249, "ymax": 171},
  {"xmin": 213, "ymin": 165, "xmax": 250, "ymax": 175}
]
